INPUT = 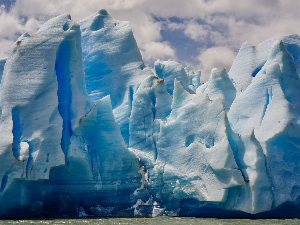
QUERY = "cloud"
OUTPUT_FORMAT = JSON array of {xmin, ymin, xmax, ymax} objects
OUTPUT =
[
  {"xmin": 197, "ymin": 46, "xmax": 236, "ymax": 82},
  {"xmin": 0, "ymin": 39, "xmax": 14, "ymax": 59},
  {"xmin": 140, "ymin": 41, "xmax": 176, "ymax": 62},
  {"xmin": 183, "ymin": 21, "xmax": 210, "ymax": 42},
  {"xmin": 166, "ymin": 20, "xmax": 211, "ymax": 43},
  {"xmin": 0, "ymin": 0, "xmax": 300, "ymax": 75},
  {"xmin": 0, "ymin": 0, "xmax": 166, "ymax": 65},
  {"xmin": 167, "ymin": 22, "xmax": 185, "ymax": 31}
]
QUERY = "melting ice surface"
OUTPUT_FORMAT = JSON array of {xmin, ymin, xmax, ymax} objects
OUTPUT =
[{"xmin": 1, "ymin": 9, "xmax": 300, "ymax": 218}]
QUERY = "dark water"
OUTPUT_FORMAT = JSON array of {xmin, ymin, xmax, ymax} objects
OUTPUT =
[{"xmin": 0, "ymin": 218, "xmax": 299, "ymax": 225}]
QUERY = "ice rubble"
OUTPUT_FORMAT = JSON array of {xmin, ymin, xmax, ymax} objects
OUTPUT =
[{"xmin": 0, "ymin": 10, "xmax": 300, "ymax": 218}]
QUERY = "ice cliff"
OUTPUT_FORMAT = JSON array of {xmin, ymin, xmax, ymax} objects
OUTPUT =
[{"xmin": 0, "ymin": 10, "xmax": 300, "ymax": 218}]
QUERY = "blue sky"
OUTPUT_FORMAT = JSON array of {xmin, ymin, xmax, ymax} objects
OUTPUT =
[{"xmin": 1, "ymin": 0, "xmax": 300, "ymax": 81}]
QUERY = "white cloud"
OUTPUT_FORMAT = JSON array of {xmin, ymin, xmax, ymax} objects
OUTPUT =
[
  {"xmin": 197, "ymin": 46, "xmax": 236, "ymax": 82},
  {"xmin": 166, "ymin": 20, "xmax": 211, "ymax": 42},
  {"xmin": 0, "ymin": 0, "xmax": 165, "ymax": 65},
  {"xmin": 167, "ymin": 22, "xmax": 185, "ymax": 31},
  {"xmin": 184, "ymin": 22, "xmax": 210, "ymax": 41},
  {"xmin": 140, "ymin": 41, "xmax": 176, "ymax": 62},
  {"xmin": 0, "ymin": 11, "xmax": 22, "ymax": 39},
  {"xmin": 0, "ymin": 0, "xmax": 300, "ymax": 73},
  {"xmin": 0, "ymin": 39, "xmax": 14, "ymax": 58}
]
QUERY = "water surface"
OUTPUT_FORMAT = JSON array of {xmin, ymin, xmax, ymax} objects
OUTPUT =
[{"xmin": 0, "ymin": 217, "xmax": 299, "ymax": 225}]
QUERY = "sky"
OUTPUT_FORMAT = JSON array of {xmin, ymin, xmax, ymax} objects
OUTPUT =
[{"xmin": 1, "ymin": 0, "xmax": 300, "ymax": 81}]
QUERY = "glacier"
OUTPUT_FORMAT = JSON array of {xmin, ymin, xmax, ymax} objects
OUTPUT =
[{"xmin": 0, "ymin": 10, "xmax": 300, "ymax": 218}]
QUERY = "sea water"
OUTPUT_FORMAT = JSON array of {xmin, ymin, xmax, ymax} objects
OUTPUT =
[{"xmin": 0, "ymin": 218, "xmax": 299, "ymax": 225}]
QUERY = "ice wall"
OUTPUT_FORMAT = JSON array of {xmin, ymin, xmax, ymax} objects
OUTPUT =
[
  {"xmin": 79, "ymin": 10, "xmax": 153, "ymax": 146},
  {"xmin": 228, "ymin": 40, "xmax": 300, "ymax": 209},
  {"xmin": 154, "ymin": 60, "xmax": 195, "ymax": 95},
  {"xmin": 0, "ymin": 14, "xmax": 91, "ymax": 215},
  {"xmin": 0, "ymin": 58, "xmax": 6, "ymax": 81},
  {"xmin": 0, "ymin": 14, "xmax": 91, "ymax": 183},
  {"xmin": 129, "ymin": 75, "xmax": 172, "ymax": 166},
  {"xmin": 197, "ymin": 68, "xmax": 236, "ymax": 112},
  {"xmin": 0, "ymin": 58, "xmax": 6, "ymax": 109},
  {"xmin": 155, "ymin": 80, "xmax": 244, "ymax": 208},
  {"xmin": 0, "ymin": 10, "xmax": 300, "ymax": 218},
  {"xmin": 0, "ymin": 13, "xmax": 142, "ymax": 218},
  {"xmin": 229, "ymin": 34, "xmax": 300, "ymax": 95}
]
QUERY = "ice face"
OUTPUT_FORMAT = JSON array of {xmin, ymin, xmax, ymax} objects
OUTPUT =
[
  {"xmin": 128, "ymin": 79, "xmax": 244, "ymax": 215},
  {"xmin": 229, "ymin": 34, "xmax": 300, "ymax": 95},
  {"xmin": 79, "ymin": 10, "xmax": 153, "ymax": 146},
  {"xmin": 184, "ymin": 67, "xmax": 201, "ymax": 92},
  {"xmin": 228, "ymin": 40, "xmax": 300, "ymax": 209},
  {"xmin": 0, "ymin": 14, "xmax": 92, "ymax": 183},
  {"xmin": 0, "ymin": 58, "xmax": 6, "ymax": 115},
  {"xmin": 0, "ymin": 58, "xmax": 5, "ymax": 81},
  {"xmin": 190, "ymin": 70, "xmax": 201, "ymax": 89},
  {"xmin": 228, "ymin": 40, "xmax": 300, "ymax": 137},
  {"xmin": 225, "ymin": 127, "xmax": 272, "ymax": 214},
  {"xmin": 154, "ymin": 60, "xmax": 195, "ymax": 95},
  {"xmin": 197, "ymin": 68, "xmax": 236, "ymax": 112},
  {"xmin": 129, "ymin": 75, "xmax": 172, "ymax": 167},
  {"xmin": 155, "ymin": 80, "xmax": 244, "ymax": 203},
  {"xmin": 71, "ymin": 95, "xmax": 142, "ymax": 203},
  {"xmin": 0, "ymin": 14, "xmax": 94, "ymax": 216},
  {"xmin": 1, "ymin": 10, "xmax": 300, "ymax": 218},
  {"xmin": 0, "ymin": 12, "xmax": 141, "ymax": 217}
]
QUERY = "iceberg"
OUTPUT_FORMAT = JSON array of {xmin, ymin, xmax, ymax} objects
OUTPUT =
[{"xmin": 0, "ymin": 10, "xmax": 300, "ymax": 218}]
